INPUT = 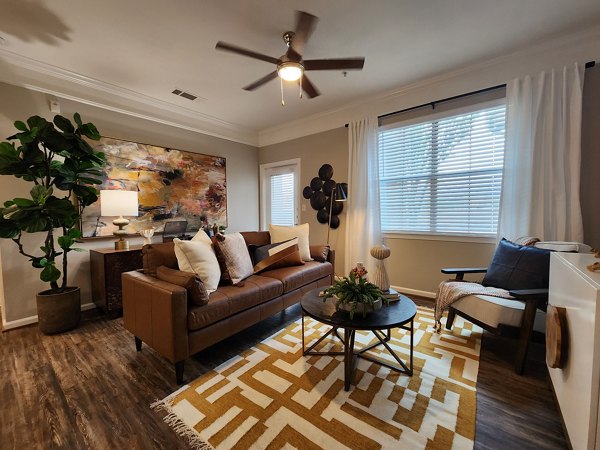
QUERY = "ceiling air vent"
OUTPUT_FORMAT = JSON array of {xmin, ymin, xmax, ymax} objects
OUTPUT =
[{"xmin": 171, "ymin": 88, "xmax": 200, "ymax": 101}]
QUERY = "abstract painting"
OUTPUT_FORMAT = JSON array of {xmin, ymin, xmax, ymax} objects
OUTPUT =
[{"xmin": 81, "ymin": 137, "xmax": 226, "ymax": 238}]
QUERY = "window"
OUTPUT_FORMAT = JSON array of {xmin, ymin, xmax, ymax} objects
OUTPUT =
[
  {"xmin": 379, "ymin": 101, "xmax": 506, "ymax": 236},
  {"xmin": 260, "ymin": 160, "xmax": 300, "ymax": 227}
]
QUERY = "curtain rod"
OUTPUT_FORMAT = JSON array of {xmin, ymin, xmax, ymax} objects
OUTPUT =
[{"xmin": 344, "ymin": 60, "xmax": 596, "ymax": 127}]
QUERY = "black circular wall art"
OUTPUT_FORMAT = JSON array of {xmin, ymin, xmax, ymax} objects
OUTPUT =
[
  {"xmin": 310, "ymin": 191, "xmax": 327, "ymax": 210},
  {"xmin": 322, "ymin": 179, "xmax": 336, "ymax": 196},
  {"xmin": 302, "ymin": 164, "xmax": 346, "ymax": 231},
  {"xmin": 318, "ymin": 164, "xmax": 333, "ymax": 181},
  {"xmin": 316, "ymin": 209, "xmax": 329, "ymax": 224},
  {"xmin": 310, "ymin": 177, "xmax": 323, "ymax": 191}
]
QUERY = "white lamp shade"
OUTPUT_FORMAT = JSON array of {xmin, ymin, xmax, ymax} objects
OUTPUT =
[{"xmin": 100, "ymin": 190, "xmax": 139, "ymax": 217}]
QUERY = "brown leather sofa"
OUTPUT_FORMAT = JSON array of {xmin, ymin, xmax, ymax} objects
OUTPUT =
[{"xmin": 122, "ymin": 231, "xmax": 334, "ymax": 384}]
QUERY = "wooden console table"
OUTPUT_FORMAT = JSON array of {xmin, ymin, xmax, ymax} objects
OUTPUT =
[{"xmin": 90, "ymin": 246, "xmax": 143, "ymax": 317}]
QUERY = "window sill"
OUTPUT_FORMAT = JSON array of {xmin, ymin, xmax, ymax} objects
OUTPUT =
[{"xmin": 383, "ymin": 232, "xmax": 497, "ymax": 244}]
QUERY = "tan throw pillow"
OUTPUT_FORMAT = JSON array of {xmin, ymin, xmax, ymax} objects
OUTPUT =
[
  {"xmin": 310, "ymin": 244, "xmax": 330, "ymax": 262},
  {"xmin": 173, "ymin": 238, "xmax": 221, "ymax": 293},
  {"xmin": 212, "ymin": 232, "xmax": 254, "ymax": 285},
  {"xmin": 253, "ymin": 243, "xmax": 304, "ymax": 273},
  {"xmin": 156, "ymin": 265, "xmax": 209, "ymax": 306},
  {"xmin": 269, "ymin": 223, "xmax": 312, "ymax": 261}
]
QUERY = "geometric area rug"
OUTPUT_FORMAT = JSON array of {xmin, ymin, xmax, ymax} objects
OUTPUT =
[{"xmin": 151, "ymin": 306, "xmax": 482, "ymax": 450}]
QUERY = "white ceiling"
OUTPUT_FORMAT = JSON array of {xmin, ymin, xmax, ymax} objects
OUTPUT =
[{"xmin": 1, "ymin": 0, "xmax": 600, "ymax": 138}]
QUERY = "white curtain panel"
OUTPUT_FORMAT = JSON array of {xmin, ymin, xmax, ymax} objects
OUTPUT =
[
  {"xmin": 345, "ymin": 117, "xmax": 382, "ymax": 275},
  {"xmin": 498, "ymin": 63, "xmax": 585, "ymax": 242}
]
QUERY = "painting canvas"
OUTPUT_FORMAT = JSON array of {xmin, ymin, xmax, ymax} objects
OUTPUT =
[{"xmin": 81, "ymin": 137, "xmax": 226, "ymax": 238}]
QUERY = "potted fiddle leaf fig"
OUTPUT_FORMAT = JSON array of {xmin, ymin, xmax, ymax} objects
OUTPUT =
[{"xmin": 0, "ymin": 114, "xmax": 106, "ymax": 334}]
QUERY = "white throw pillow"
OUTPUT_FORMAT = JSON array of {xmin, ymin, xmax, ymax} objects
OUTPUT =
[
  {"xmin": 191, "ymin": 229, "xmax": 212, "ymax": 243},
  {"xmin": 173, "ymin": 238, "xmax": 221, "ymax": 293},
  {"xmin": 269, "ymin": 223, "xmax": 312, "ymax": 261}
]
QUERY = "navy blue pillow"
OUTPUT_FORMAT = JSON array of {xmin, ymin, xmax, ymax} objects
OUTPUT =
[{"xmin": 482, "ymin": 238, "xmax": 551, "ymax": 290}]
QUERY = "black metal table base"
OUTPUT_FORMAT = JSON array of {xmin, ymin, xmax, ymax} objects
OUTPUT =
[{"xmin": 302, "ymin": 314, "xmax": 414, "ymax": 391}]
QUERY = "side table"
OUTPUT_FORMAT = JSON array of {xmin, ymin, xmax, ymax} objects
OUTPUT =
[{"xmin": 90, "ymin": 246, "xmax": 143, "ymax": 317}]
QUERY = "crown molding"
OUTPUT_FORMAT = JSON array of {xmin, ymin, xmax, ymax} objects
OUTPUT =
[
  {"xmin": 258, "ymin": 25, "xmax": 600, "ymax": 147},
  {"xmin": 0, "ymin": 49, "xmax": 259, "ymax": 146}
]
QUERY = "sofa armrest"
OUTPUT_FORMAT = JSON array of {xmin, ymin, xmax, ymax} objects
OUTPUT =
[
  {"xmin": 122, "ymin": 271, "xmax": 189, "ymax": 364},
  {"xmin": 327, "ymin": 248, "xmax": 335, "ymax": 278},
  {"xmin": 441, "ymin": 267, "xmax": 487, "ymax": 281}
]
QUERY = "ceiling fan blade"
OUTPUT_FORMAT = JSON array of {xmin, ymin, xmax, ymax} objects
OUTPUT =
[
  {"xmin": 301, "ymin": 74, "xmax": 321, "ymax": 98},
  {"xmin": 304, "ymin": 58, "xmax": 365, "ymax": 71},
  {"xmin": 243, "ymin": 71, "xmax": 278, "ymax": 91},
  {"xmin": 215, "ymin": 41, "xmax": 279, "ymax": 65},
  {"xmin": 290, "ymin": 11, "xmax": 318, "ymax": 57}
]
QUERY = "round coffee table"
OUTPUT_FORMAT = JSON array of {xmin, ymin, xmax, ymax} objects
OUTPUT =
[{"xmin": 300, "ymin": 287, "xmax": 417, "ymax": 391}]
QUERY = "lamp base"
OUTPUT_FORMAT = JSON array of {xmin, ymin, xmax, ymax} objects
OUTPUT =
[
  {"xmin": 113, "ymin": 216, "xmax": 130, "ymax": 251},
  {"xmin": 114, "ymin": 239, "xmax": 129, "ymax": 251}
]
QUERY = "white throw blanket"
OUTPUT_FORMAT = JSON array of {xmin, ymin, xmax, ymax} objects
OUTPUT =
[{"xmin": 434, "ymin": 281, "xmax": 512, "ymax": 333}]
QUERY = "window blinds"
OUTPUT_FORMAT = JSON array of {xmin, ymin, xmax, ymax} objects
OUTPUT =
[
  {"xmin": 269, "ymin": 171, "xmax": 295, "ymax": 226},
  {"xmin": 379, "ymin": 103, "xmax": 506, "ymax": 235}
]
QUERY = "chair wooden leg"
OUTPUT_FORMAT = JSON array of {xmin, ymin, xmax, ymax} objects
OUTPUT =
[
  {"xmin": 135, "ymin": 336, "xmax": 142, "ymax": 351},
  {"xmin": 446, "ymin": 307, "xmax": 456, "ymax": 330},
  {"xmin": 175, "ymin": 361, "xmax": 185, "ymax": 385},
  {"xmin": 515, "ymin": 298, "xmax": 537, "ymax": 374}
]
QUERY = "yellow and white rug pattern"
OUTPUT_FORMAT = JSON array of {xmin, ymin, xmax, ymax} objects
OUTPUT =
[{"xmin": 152, "ymin": 307, "xmax": 482, "ymax": 450}]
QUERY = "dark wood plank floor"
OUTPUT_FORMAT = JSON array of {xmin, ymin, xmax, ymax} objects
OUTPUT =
[{"xmin": 0, "ymin": 299, "xmax": 567, "ymax": 449}]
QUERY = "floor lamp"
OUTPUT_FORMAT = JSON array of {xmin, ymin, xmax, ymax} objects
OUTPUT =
[{"xmin": 327, "ymin": 183, "xmax": 347, "ymax": 245}]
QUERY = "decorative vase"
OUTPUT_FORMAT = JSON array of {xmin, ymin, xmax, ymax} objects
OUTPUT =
[
  {"xmin": 36, "ymin": 287, "xmax": 81, "ymax": 335},
  {"xmin": 370, "ymin": 244, "xmax": 391, "ymax": 291},
  {"xmin": 140, "ymin": 228, "xmax": 155, "ymax": 245}
]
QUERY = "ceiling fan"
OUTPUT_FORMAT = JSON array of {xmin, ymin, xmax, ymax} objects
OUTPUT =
[{"xmin": 215, "ymin": 10, "xmax": 365, "ymax": 99}]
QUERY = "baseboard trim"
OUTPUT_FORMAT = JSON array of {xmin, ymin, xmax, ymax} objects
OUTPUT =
[
  {"xmin": 1, "ymin": 302, "xmax": 96, "ymax": 332},
  {"xmin": 391, "ymin": 285, "xmax": 436, "ymax": 299}
]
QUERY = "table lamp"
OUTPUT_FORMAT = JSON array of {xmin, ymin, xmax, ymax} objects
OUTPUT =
[{"xmin": 100, "ymin": 190, "xmax": 139, "ymax": 250}]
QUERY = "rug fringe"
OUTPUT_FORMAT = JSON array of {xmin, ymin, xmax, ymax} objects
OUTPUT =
[{"xmin": 151, "ymin": 399, "xmax": 214, "ymax": 450}]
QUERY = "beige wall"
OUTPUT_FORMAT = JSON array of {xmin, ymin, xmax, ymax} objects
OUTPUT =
[
  {"xmin": 0, "ymin": 82, "xmax": 259, "ymax": 325},
  {"xmin": 259, "ymin": 128, "xmax": 348, "ymax": 275},
  {"xmin": 581, "ymin": 65, "xmax": 600, "ymax": 249}
]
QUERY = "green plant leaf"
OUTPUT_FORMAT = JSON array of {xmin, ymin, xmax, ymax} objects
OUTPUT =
[
  {"xmin": 0, "ymin": 218, "xmax": 19, "ymax": 238},
  {"xmin": 53, "ymin": 115, "xmax": 75, "ymax": 133},
  {"xmin": 14, "ymin": 121, "xmax": 28, "ymax": 132},
  {"xmin": 40, "ymin": 263, "xmax": 61, "ymax": 283},
  {"xmin": 73, "ymin": 113, "xmax": 83, "ymax": 127},
  {"xmin": 58, "ymin": 234, "xmax": 75, "ymax": 251},
  {"xmin": 12, "ymin": 198, "xmax": 36, "ymax": 208},
  {"xmin": 80, "ymin": 123, "xmax": 100, "ymax": 140}
]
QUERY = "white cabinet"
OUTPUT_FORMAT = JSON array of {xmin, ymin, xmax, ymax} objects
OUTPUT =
[{"xmin": 548, "ymin": 252, "xmax": 600, "ymax": 450}]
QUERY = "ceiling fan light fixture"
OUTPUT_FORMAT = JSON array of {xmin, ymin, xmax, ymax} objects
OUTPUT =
[{"xmin": 278, "ymin": 62, "xmax": 303, "ymax": 81}]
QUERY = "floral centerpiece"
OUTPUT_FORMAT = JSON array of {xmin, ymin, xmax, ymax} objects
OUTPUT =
[{"xmin": 322, "ymin": 263, "xmax": 387, "ymax": 319}]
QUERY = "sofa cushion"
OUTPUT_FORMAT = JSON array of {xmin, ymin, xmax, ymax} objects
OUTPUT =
[
  {"xmin": 156, "ymin": 265, "xmax": 209, "ymax": 306},
  {"xmin": 482, "ymin": 238, "xmax": 551, "ymax": 290},
  {"xmin": 240, "ymin": 231, "xmax": 271, "ymax": 247},
  {"xmin": 269, "ymin": 223, "xmax": 312, "ymax": 261},
  {"xmin": 142, "ymin": 241, "xmax": 178, "ymax": 276},
  {"xmin": 310, "ymin": 244, "xmax": 330, "ymax": 262},
  {"xmin": 212, "ymin": 232, "xmax": 254, "ymax": 285},
  {"xmin": 187, "ymin": 275, "xmax": 283, "ymax": 331},
  {"xmin": 254, "ymin": 243, "xmax": 304, "ymax": 273},
  {"xmin": 173, "ymin": 237, "xmax": 221, "ymax": 293},
  {"xmin": 259, "ymin": 261, "xmax": 332, "ymax": 293}
]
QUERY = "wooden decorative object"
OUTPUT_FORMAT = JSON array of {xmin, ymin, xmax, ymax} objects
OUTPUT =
[{"xmin": 546, "ymin": 305, "xmax": 568, "ymax": 369}]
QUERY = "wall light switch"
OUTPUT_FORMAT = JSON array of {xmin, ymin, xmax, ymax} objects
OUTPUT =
[{"xmin": 301, "ymin": 204, "xmax": 306, "ymax": 212}]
